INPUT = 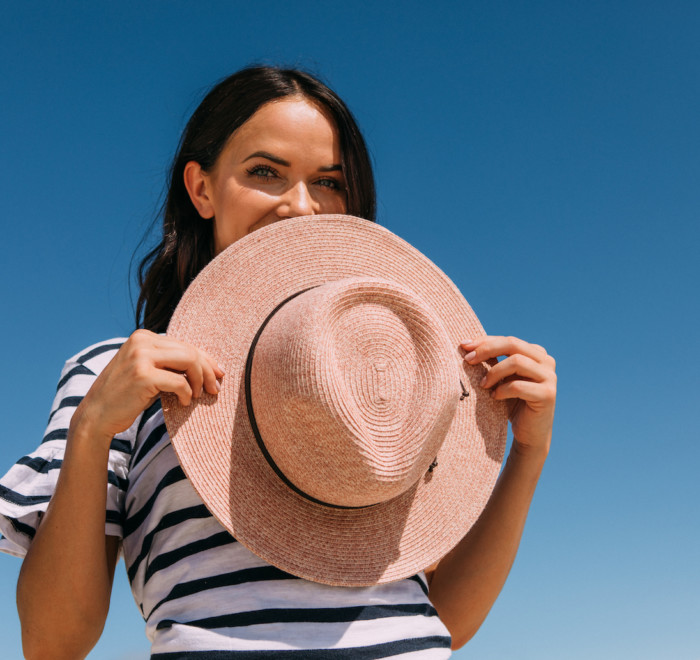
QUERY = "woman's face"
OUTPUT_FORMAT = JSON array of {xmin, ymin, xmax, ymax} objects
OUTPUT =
[{"xmin": 185, "ymin": 97, "xmax": 347, "ymax": 254}]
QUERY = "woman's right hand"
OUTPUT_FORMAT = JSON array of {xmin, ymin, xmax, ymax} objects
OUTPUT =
[
  {"xmin": 18, "ymin": 329, "xmax": 223, "ymax": 659},
  {"xmin": 72, "ymin": 329, "xmax": 224, "ymax": 441}
]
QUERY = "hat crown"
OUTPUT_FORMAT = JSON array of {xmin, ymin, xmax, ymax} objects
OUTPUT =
[{"xmin": 250, "ymin": 277, "xmax": 461, "ymax": 508}]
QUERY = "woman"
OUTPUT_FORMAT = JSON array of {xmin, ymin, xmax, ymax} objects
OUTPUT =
[{"xmin": 0, "ymin": 66, "xmax": 556, "ymax": 658}]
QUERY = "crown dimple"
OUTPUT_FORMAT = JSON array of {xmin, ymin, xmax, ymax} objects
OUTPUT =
[{"xmin": 373, "ymin": 361, "xmax": 388, "ymax": 405}]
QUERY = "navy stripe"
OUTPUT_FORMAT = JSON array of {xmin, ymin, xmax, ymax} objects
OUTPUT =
[
  {"xmin": 150, "ymin": 635, "xmax": 452, "ymax": 659},
  {"xmin": 408, "ymin": 573, "xmax": 430, "ymax": 598},
  {"xmin": 124, "ymin": 466, "xmax": 187, "ymax": 536},
  {"xmin": 139, "ymin": 399, "xmax": 163, "ymax": 433},
  {"xmin": 11, "ymin": 458, "xmax": 125, "ymax": 501},
  {"xmin": 0, "ymin": 484, "xmax": 51, "ymax": 507},
  {"xmin": 128, "ymin": 504, "xmax": 212, "ymax": 582},
  {"xmin": 7, "ymin": 516, "xmax": 37, "ymax": 540},
  {"xmin": 47, "ymin": 395, "xmax": 83, "ymax": 423},
  {"xmin": 106, "ymin": 509, "xmax": 122, "ymax": 527},
  {"xmin": 111, "ymin": 437, "xmax": 132, "ymax": 454},
  {"xmin": 56, "ymin": 364, "xmax": 94, "ymax": 391},
  {"xmin": 17, "ymin": 455, "xmax": 62, "ymax": 474},
  {"xmin": 1, "ymin": 505, "xmax": 121, "ymax": 533},
  {"xmin": 131, "ymin": 422, "xmax": 168, "ymax": 469},
  {"xmin": 157, "ymin": 602, "xmax": 439, "ymax": 632},
  {"xmin": 107, "ymin": 469, "xmax": 128, "ymax": 491},
  {"xmin": 76, "ymin": 342, "xmax": 124, "ymax": 365},
  {"xmin": 144, "ymin": 531, "xmax": 235, "ymax": 584},
  {"xmin": 41, "ymin": 428, "xmax": 130, "ymax": 455},
  {"xmin": 42, "ymin": 428, "xmax": 68, "ymax": 444},
  {"xmin": 147, "ymin": 565, "xmax": 295, "ymax": 619}
]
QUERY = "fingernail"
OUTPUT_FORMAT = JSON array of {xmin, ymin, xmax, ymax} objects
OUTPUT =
[
  {"xmin": 464, "ymin": 350, "xmax": 477, "ymax": 362},
  {"xmin": 215, "ymin": 380, "xmax": 221, "ymax": 392},
  {"xmin": 461, "ymin": 339, "xmax": 474, "ymax": 348},
  {"xmin": 480, "ymin": 375, "xmax": 487, "ymax": 387}
]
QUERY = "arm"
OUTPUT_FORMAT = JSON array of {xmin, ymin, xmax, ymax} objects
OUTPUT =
[
  {"xmin": 426, "ymin": 335, "xmax": 556, "ymax": 649},
  {"xmin": 16, "ymin": 330, "xmax": 223, "ymax": 660},
  {"xmin": 17, "ymin": 420, "xmax": 120, "ymax": 660}
]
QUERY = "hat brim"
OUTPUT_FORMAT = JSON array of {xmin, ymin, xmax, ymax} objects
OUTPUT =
[{"xmin": 162, "ymin": 215, "xmax": 507, "ymax": 586}]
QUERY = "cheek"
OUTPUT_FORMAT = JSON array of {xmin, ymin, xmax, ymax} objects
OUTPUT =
[
  {"xmin": 217, "ymin": 186, "xmax": 272, "ymax": 224},
  {"xmin": 213, "ymin": 189, "xmax": 281, "ymax": 248},
  {"xmin": 233, "ymin": 186, "xmax": 280, "ymax": 212},
  {"xmin": 321, "ymin": 193, "xmax": 347, "ymax": 215}
]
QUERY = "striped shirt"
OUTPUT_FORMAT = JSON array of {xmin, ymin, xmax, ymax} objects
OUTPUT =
[{"xmin": 0, "ymin": 339, "xmax": 452, "ymax": 658}]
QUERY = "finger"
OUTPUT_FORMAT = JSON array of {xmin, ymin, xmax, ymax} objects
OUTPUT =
[
  {"xmin": 177, "ymin": 354, "xmax": 223, "ymax": 397},
  {"xmin": 164, "ymin": 363, "xmax": 220, "ymax": 399},
  {"xmin": 153, "ymin": 370, "xmax": 194, "ymax": 406},
  {"xmin": 201, "ymin": 360, "xmax": 222, "ymax": 396},
  {"xmin": 491, "ymin": 378, "xmax": 556, "ymax": 406},
  {"xmin": 150, "ymin": 348, "xmax": 201, "ymax": 397},
  {"xmin": 151, "ymin": 335, "xmax": 225, "ymax": 375},
  {"xmin": 205, "ymin": 354, "xmax": 225, "ymax": 380},
  {"xmin": 480, "ymin": 353, "xmax": 552, "ymax": 389},
  {"xmin": 151, "ymin": 348, "xmax": 213, "ymax": 393},
  {"xmin": 182, "ymin": 362, "xmax": 205, "ymax": 399},
  {"xmin": 170, "ymin": 343, "xmax": 225, "ymax": 379},
  {"xmin": 150, "ymin": 341, "xmax": 223, "ymax": 398},
  {"xmin": 151, "ymin": 344, "xmax": 209, "ymax": 372},
  {"xmin": 461, "ymin": 335, "xmax": 550, "ymax": 365}
]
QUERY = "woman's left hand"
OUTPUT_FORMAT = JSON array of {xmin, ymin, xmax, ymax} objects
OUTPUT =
[
  {"xmin": 430, "ymin": 336, "xmax": 556, "ymax": 648},
  {"xmin": 461, "ymin": 336, "xmax": 557, "ymax": 456}
]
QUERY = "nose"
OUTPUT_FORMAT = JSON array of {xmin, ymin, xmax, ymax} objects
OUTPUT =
[{"xmin": 276, "ymin": 182, "xmax": 318, "ymax": 219}]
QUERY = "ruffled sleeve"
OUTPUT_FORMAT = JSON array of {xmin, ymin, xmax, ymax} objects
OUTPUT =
[{"xmin": 0, "ymin": 338, "xmax": 131, "ymax": 558}]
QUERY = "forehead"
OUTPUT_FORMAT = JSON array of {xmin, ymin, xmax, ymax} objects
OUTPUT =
[{"xmin": 225, "ymin": 97, "xmax": 341, "ymax": 157}]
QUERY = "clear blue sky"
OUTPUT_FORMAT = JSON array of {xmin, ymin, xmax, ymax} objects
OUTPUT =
[{"xmin": 1, "ymin": 2, "xmax": 698, "ymax": 658}]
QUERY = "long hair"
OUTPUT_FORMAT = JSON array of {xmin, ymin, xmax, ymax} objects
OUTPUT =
[{"xmin": 136, "ymin": 66, "xmax": 376, "ymax": 332}]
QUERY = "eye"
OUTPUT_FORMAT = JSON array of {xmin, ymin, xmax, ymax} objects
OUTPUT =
[
  {"xmin": 316, "ymin": 177, "xmax": 344, "ymax": 192},
  {"xmin": 246, "ymin": 164, "xmax": 279, "ymax": 180}
]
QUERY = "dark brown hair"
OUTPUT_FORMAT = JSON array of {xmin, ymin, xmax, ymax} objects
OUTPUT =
[{"xmin": 136, "ymin": 66, "xmax": 376, "ymax": 332}]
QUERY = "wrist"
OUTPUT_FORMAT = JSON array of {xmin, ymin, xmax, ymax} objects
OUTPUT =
[
  {"xmin": 509, "ymin": 437, "xmax": 549, "ymax": 468},
  {"xmin": 69, "ymin": 405, "xmax": 114, "ymax": 453}
]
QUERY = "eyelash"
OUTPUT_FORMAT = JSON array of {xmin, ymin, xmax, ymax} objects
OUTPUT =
[
  {"xmin": 246, "ymin": 164, "xmax": 278, "ymax": 180},
  {"xmin": 245, "ymin": 165, "xmax": 344, "ymax": 191}
]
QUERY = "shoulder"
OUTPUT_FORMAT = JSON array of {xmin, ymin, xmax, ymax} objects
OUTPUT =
[
  {"xmin": 62, "ymin": 337, "xmax": 129, "ymax": 377},
  {"xmin": 53, "ymin": 337, "xmax": 128, "ymax": 395}
]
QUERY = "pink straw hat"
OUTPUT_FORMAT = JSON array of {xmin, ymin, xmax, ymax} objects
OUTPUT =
[{"xmin": 162, "ymin": 215, "xmax": 507, "ymax": 586}]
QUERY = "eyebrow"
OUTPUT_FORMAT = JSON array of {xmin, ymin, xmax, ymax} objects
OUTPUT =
[{"xmin": 243, "ymin": 151, "xmax": 342, "ymax": 173}]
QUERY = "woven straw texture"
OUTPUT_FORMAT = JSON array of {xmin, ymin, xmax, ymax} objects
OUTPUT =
[{"xmin": 163, "ymin": 215, "xmax": 507, "ymax": 586}]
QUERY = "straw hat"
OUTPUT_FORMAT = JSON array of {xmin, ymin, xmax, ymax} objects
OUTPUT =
[{"xmin": 162, "ymin": 215, "xmax": 507, "ymax": 586}]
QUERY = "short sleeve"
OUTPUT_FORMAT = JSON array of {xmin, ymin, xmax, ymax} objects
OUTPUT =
[{"xmin": 0, "ymin": 338, "xmax": 131, "ymax": 558}]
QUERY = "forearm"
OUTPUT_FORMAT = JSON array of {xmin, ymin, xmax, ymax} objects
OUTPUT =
[
  {"xmin": 428, "ymin": 442, "xmax": 547, "ymax": 649},
  {"xmin": 17, "ymin": 414, "xmax": 117, "ymax": 660}
]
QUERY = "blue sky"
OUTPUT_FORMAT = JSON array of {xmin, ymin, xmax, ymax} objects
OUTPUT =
[{"xmin": 1, "ymin": 2, "xmax": 698, "ymax": 658}]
